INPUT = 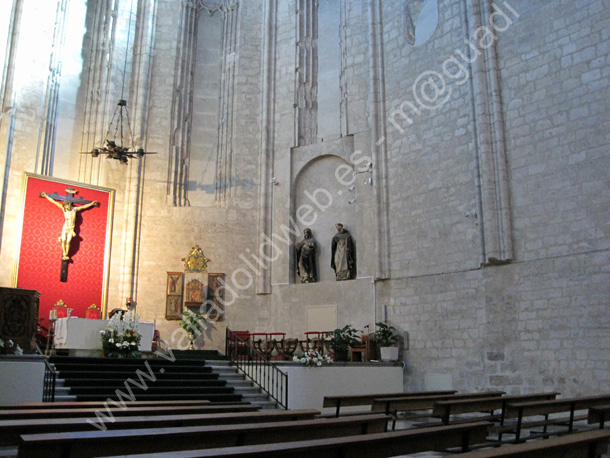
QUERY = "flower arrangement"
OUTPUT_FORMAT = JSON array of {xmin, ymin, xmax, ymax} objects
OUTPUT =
[
  {"xmin": 0, "ymin": 338, "xmax": 23, "ymax": 355},
  {"xmin": 100, "ymin": 310, "xmax": 142, "ymax": 358},
  {"xmin": 293, "ymin": 350, "xmax": 333, "ymax": 367}
]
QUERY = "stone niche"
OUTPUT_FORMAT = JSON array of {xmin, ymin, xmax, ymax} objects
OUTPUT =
[{"xmin": 290, "ymin": 135, "xmax": 376, "ymax": 283}]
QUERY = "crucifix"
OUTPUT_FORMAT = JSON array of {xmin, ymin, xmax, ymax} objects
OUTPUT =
[{"xmin": 40, "ymin": 188, "xmax": 99, "ymax": 282}]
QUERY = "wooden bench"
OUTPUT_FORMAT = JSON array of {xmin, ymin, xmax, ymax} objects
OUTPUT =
[
  {"xmin": 501, "ymin": 393, "xmax": 610, "ymax": 442},
  {"xmin": 94, "ymin": 421, "xmax": 491, "ymax": 458},
  {"xmin": 0, "ymin": 403, "xmax": 259, "ymax": 420},
  {"xmin": 0, "ymin": 409, "xmax": 320, "ymax": 446},
  {"xmin": 431, "ymin": 392, "xmax": 560, "ymax": 426},
  {"xmin": 0, "ymin": 399, "xmax": 212, "ymax": 410},
  {"xmin": 588, "ymin": 404, "xmax": 610, "ymax": 429},
  {"xmin": 372, "ymin": 391, "xmax": 505, "ymax": 429},
  {"xmin": 17, "ymin": 414, "xmax": 391, "ymax": 458},
  {"xmin": 322, "ymin": 390, "xmax": 457, "ymax": 417},
  {"xmin": 452, "ymin": 428, "xmax": 610, "ymax": 458}
]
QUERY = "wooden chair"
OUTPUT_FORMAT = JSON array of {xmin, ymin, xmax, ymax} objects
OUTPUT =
[
  {"xmin": 52, "ymin": 300, "xmax": 69, "ymax": 319},
  {"xmin": 302, "ymin": 331, "xmax": 329, "ymax": 353},
  {"xmin": 349, "ymin": 333, "xmax": 376, "ymax": 362},
  {"xmin": 85, "ymin": 304, "xmax": 101, "ymax": 319},
  {"xmin": 226, "ymin": 330, "xmax": 251, "ymax": 359},
  {"xmin": 276, "ymin": 337, "xmax": 299, "ymax": 360}
]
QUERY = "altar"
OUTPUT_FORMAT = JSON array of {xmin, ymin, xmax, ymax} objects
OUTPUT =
[{"xmin": 54, "ymin": 317, "xmax": 155, "ymax": 356}]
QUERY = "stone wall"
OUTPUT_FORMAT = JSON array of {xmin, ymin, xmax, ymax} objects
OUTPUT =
[{"xmin": 0, "ymin": 0, "xmax": 608, "ymax": 395}]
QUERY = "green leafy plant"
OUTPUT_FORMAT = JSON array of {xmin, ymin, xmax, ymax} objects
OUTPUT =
[
  {"xmin": 326, "ymin": 325, "xmax": 360, "ymax": 353},
  {"xmin": 374, "ymin": 322, "xmax": 399, "ymax": 347},
  {"xmin": 180, "ymin": 309, "xmax": 208, "ymax": 335}
]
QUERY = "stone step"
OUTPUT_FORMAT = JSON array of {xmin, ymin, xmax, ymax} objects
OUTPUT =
[{"xmin": 50, "ymin": 356, "xmax": 281, "ymax": 410}]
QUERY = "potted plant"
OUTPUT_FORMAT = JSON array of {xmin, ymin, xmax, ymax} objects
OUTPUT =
[
  {"xmin": 326, "ymin": 325, "xmax": 360, "ymax": 361},
  {"xmin": 375, "ymin": 322, "xmax": 399, "ymax": 361},
  {"xmin": 179, "ymin": 309, "xmax": 207, "ymax": 349}
]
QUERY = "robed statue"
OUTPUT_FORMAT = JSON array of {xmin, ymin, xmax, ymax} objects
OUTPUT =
[
  {"xmin": 295, "ymin": 228, "xmax": 317, "ymax": 283},
  {"xmin": 331, "ymin": 223, "xmax": 355, "ymax": 281}
]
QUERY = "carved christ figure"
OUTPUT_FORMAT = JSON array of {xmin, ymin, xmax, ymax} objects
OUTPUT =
[{"xmin": 40, "ymin": 191, "xmax": 99, "ymax": 260}]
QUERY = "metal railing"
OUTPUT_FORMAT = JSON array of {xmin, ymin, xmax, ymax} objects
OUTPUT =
[
  {"xmin": 225, "ymin": 328, "xmax": 288, "ymax": 409},
  {"xmin": 43, "ymin": 358, "xmax": 56, "ymax": 402}
]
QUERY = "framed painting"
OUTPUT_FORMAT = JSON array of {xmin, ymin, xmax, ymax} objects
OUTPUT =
[
  {"xmin": 167, "ymin": 272, "xmax": 183, "ymax": 296},
  {"xmin": 202, "ymin": 272, "xmax": 225, "ymax": 321},
  {"xmin": 165, "ymin": 295, "xmax": 182, "ymax": 320},
  {"xmin": 185, "ymin": 278, "xmax": 204, "ymax": 306},
  {"xmin": 165, "ymin": 272, "xmax": 184, "ymax": 320}
]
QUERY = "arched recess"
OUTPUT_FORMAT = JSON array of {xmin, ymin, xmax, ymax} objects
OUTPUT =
[{"xmin": 291, "ymin": 153, "xmax": 368, "ymax": 283}]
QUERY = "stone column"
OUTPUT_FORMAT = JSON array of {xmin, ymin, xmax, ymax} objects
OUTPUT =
[{"xmin": 465, "ymin": 0, "xmax": 513, "ymax": 265}]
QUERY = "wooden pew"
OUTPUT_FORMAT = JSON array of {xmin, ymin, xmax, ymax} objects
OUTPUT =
[
  {"xmin": 588, "ymin": 404, "xmax": 610, "ymax": 429},
  {"xmin": 431, "ymin": 392, "xmax": 560, "ymax": 425},
  {"xmin": 0, "ymin": 404, "xmax": 258, "ymax": 421},
  {"xmin": 0, "ymin": 400, "xmax": 212, "ymax": 410},
  {"xmin": 17, "ymin": 414, "xmax": 391, "ymax": 458},
  {"xmin": 94, "ymin": 421, "xmax": 491, "ymax": 458},
  {"xmin": 450, "ymin": 428, "xmax": 610, "ymax": 458},
  {"xmin": 322, "ymin": 390, "xmax": 457, "ymax": 417},
  {"xmin": 0, "ymin": 409, "xmax": 319, "ymax": 446},
  {"xmin": 372, "ymin": 391, "xmax": 505, "ymax": 429},
  {"xmin": 501, "ymin": 393, "xmax": 610, "ymax": 442}
]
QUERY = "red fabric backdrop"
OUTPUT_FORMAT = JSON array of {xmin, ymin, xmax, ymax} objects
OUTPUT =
[{"xmin": 17, "ymin": 176, "xmax": 111, "ymax": 330}]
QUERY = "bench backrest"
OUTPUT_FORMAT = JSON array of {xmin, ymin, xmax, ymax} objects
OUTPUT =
[
  {"xmin": 432, "ymin": 392, "xmax": 559, "ymax": 420},
  {"xmin": 0, "ymin": 404, "xmax": 259, "ymax": 420},
  {"xmin": 454, "ymin": 428, "xmax": 610, "ymax": 457},
  {"xmin": 0, "ymin": 409, "xmax": 320, "ymax": 447},
  {"xmin": 93, "ymin": 421, "xmax": 491, "ymax": 458},
  {"xmin": 588, "ymin": 404, "xmax": 610, "ymax": 426},
  {"xmin": 504, "ymin": 393, "xmax": 610, "ymax": 419},
  {"xmin": 18, "ymin": 414, "xmax": 392, "ymax": 458},
  {"xmin": 322, "ymin": 390, "xmax": 457, "ymax": 408},
  {"xmin": 0, "ymin": 400, "xmax": 212, "ymax": 410},
  {"xmin": 372, "ymin": 391, "xmax": 506, "ymax": 413}
]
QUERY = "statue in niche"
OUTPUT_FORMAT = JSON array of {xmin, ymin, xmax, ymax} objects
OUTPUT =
[
  {"xmin": 331, "ymin": 223, "xmax": 355, "ymax": 281},
  {"xmin": 295, "ymin": 228, "xmax": 317, "ymax": 283}
]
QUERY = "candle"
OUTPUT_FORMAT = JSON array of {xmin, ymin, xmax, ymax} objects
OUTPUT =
[{"xmin": 49, "ymin": 309, "xmax": 57, "ymax": 320}]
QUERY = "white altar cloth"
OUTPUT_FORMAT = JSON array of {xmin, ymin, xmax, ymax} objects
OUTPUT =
[{"xmin": 54, "ymin": 317, "xmax": 154, "ymax": 352}]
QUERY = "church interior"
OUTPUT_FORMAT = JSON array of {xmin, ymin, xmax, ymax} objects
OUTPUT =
[{"xmin": 0, "ymin": 0, "xmax": 609, "ymax": 455}]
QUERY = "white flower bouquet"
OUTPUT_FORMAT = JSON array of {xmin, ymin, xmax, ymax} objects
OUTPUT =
[
  {"xmin": 100, "ymin": 311, "xmax": 142, "ymax": 358},
  {"xmin": 293, "ymin": 350, "xmax": 333, "ymax": 367}
]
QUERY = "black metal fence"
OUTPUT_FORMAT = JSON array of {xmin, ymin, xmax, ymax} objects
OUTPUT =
[
  {"xmin": 225, "ymin": 328, "xmax": 288, "ymax": 409},
  {"xmin": 42, "ymin": 358, "xmax": 56, "ymax": 402}
]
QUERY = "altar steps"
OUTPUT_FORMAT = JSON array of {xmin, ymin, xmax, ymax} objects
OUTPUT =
[
  {"xmin": 49, "ymin": 355, "xmax": 244, "ymax": 403},
  {"xmin": 58, "ymin": 378, "xmax": 226, "ymax": 388}
]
